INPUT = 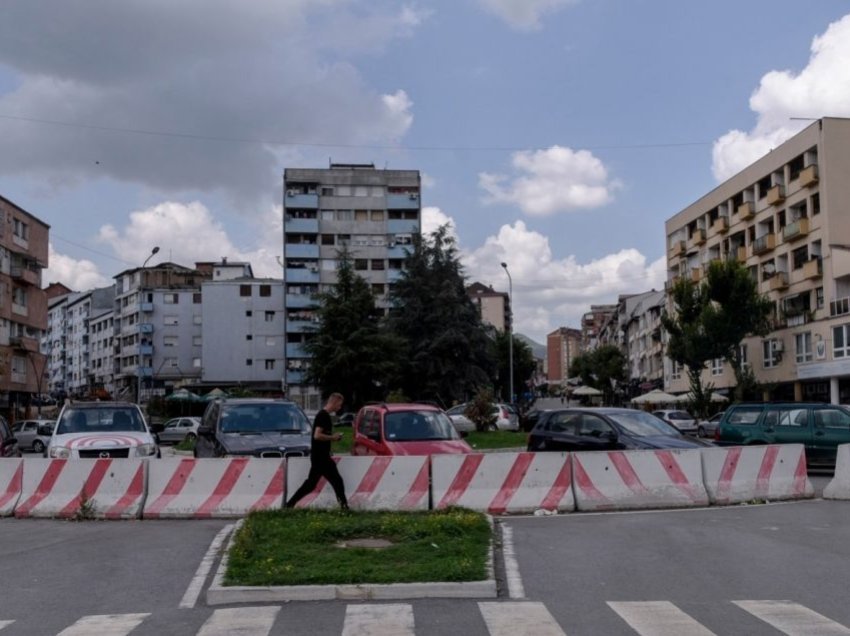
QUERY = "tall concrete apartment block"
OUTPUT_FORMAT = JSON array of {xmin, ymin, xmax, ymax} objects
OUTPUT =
[
  {"xmin": 546, "ymin": 327, "xmax": 582, "ymax": 386},
  {"xmin": 0, "ymin": 195, "xmax": 49, "ymax": 415},
  {"xmin": 283, "ymin": 163, "xmax": 421, "ymax": 410},
  {"xmin": 664, "ymin": 117, "xmax": 850, "ymax": 403},
  {"xmin": 467, "ymin": 281, "xmax": 510, "ymax": 333}
]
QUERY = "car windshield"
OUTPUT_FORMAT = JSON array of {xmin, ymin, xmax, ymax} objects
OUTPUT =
[
  {"xmin": 219, "ymin": 403, "xmax": 310, "ymax": 434},
  {"xmin": 607, "ymin": 411, "xmax": 682, "ymax": 437},
  {"xmin": 384, "ymin": 410, "xmax": 461, "ymax": 441},
  {"xmin": 56, "ymin": 407, "xmax": 146, "ymax": 434}
]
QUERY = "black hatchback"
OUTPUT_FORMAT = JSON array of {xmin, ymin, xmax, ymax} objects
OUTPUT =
[{"xmin": 527, "ymin": 408, "xmax": 712, "ymax": 453}]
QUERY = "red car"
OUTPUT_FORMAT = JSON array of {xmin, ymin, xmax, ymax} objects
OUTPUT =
[{"xmin": 352, "ymin": 403, "xmax": 472, "ymax": 456}]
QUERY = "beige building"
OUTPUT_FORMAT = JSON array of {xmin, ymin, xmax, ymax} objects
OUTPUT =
[
  {"xmin": 467, "ymin": 282, "xmax": 510, "ymax": 333},
  {"xmin": 547, "ymin": 327, "xmax": 582, "ymax": 385},
  {"xmin": 664, "ymin": 117, "xmax": 850, "ymax": 403}
]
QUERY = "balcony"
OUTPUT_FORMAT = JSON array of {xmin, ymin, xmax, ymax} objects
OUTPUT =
[
  {"xmin": 286, "ymin": 343, "xmax": 307, "ymax": 358},
  {"xmin": 388, "ymin": 219, "xmax": 419, "ymax": 234},
  {"xmin": 387, "ymin": 244, "xmax": 412, "ymax": 259},
  {"xmin": 285, "ymin": 268, "xmax": 320, "ymax": 284},
  {"xmin": 669, "ymin": 240, "xmax": 685, "ymax": 258},
  {"xmin": 284, "ymin": 192, "xmax": 319, "ymax": 208},
  {"xmin": 799, "ymin": 164, "xmax": 819, "ymax": 188},
  {"xmin": 690, "ymin": 267, "xmax": 703, "ymax": 283},
  {"xmin": 387, "ymin": 193, "xmax": 420, "ymax": 209},
  {"xmin": 768, "ymin": 272, "xmax": 788, "ymax": 291},
  {"xmin": 802, "ymin": 257, "xmax": 823, "ymax": 279},
  {"xmin": 139, "ymin": 344, "xmax": 154, "ymax": 356},
  {"xmin": 285, "ymin": 217, "xmax": 319, "ymax": 233},
  {"xmin": 687, "ymin": 229, "xmax": 706, "ymax": 251},
  {"xmin": 783, "ymin": 218, "xmax": 810, "ymax": 242},
  {"xmin": 711, "ymin": 216, "xmax": 729, "ymax": 234},
  {"xmin": 140, "ymin": 302, "xmax": 154, "ymax": 312},
  {"xmin": 139, "ymin": 323, "xmax": 154, "ymax": 334},
  {"xmin": 285, "ymin": 294, "xmax": 316, "ymax": 309},
  {"xmin": 8, "ymin": 335, "xmax": 39, "ymax": 352},
  {"xmin": 285, "ymin": 243, "xmax": 319, "ymax": 259},
  {"xmin": 285, "ymin": 319, "xmax": 316, "ymax": 333},
  {"xmin": 766, "ymin": 185, "xmax": 785, "ymax": 206},
  {"xmin": 737, "ymin": 201, "xmax": 755, "ymax": 220},
  {"xmin": 736, "ymin": 246, "xmax": 748, "ymax": 263},
  {"xmin": 751, "ymin": 234, "xmax": 776, "ymax": 256},
  {"xmin": 10, "ymin": 266, "xmax": 40, "ymax": 286},
  {"xmin": 138, "ymin": 366, "xmax": 153, "ymax": 378},
  {"xmin": 387, "ymin": 268, "xmax": 405, "ymax": 283}
]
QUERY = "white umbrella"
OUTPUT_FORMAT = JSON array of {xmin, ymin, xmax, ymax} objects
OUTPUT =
[
  {"xmin": 631, "ymin": 388, "xmax": 678, "ymax": 404},
  {"xmin": 674, "ymin": 391, "xmax": 729, "ymax": 403},
  {"xmin": 572, "ymin": 385, "xmax": 603, "ymax": 396}
]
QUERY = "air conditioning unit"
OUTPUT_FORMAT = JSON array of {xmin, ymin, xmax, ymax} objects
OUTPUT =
[
  {"xmin": 771, "ymin": 339, "xmax": 784, "ymax": 353},
  {"xmin": 286, "ymin": 189, "xmax": 297, "ymax": 197}
]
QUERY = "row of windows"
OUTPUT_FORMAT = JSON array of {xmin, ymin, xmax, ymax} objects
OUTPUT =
[{"xmin": 287, "ymin": 185, "xmax": 419, "ymax": 197}]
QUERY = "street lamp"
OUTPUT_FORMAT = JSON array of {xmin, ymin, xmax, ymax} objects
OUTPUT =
[
  {"xmin": 137, "ymin": 246, "xmax": 160, "ymax": 404},
  {"xmin": 500, "ymin": 262, "xmax": 513, "ymax": 404}
]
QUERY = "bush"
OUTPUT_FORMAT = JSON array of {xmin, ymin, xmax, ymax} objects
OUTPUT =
[{"xmin": 465, "ymin": 387, "xmax": 497, "ymax": 432}]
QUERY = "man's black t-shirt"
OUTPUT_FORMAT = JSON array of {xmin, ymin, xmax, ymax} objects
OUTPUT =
[{"xmin": 311, "ymin": 409, "xmax": 333, "ymax": 459}]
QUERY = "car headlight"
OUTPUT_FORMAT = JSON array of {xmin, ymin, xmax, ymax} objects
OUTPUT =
[
  {"xmin": 136, "ymin": 443, "xmax": 157, "ymax": 457},
  {"xmin": 49, "ymin": 446, "xmax": 70, "ymax": 459}
]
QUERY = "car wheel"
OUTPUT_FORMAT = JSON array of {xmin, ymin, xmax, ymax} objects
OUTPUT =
[
  {"xmin": 185, "ymin": 432, "xmax": 197, "ymax": 442},
  {"xmin": 488, "ymin": 423, "xmax": 498, "ymax": 432},
  {"xmin": 697, "ymin": 426, "xmax": 706, "ymax": 438},
  {"xmin": 32, "ymin": 440, "xmax": 45, "ymax": 454}
]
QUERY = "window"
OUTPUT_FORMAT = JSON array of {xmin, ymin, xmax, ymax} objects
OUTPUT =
[
  {"xmin": 834, "ymin": 324, "xmax": 850, "ymax": 358},
  {"xmin": 245, "ymin": 310, "xmax": 253, "ymax": 317},
  {"xmin": 757, "ymin": 175, "xmax": 771, "ymax": 199},
  {"xmin": 321, "ymin": 210, "xmax": 334, "ymax": 221},
  {"xmin": 12, "ymin": 218, "xmax": 29, "ymax": 241},
  {"xmin": 240, "ymin": 285, "xmax": 251, "ymax": 297},
  {"xmin": 740, "ymin": 344, "xmax": 750, "ymax": 371},
  {"xmin": 321, "ymin": 234, "xmax": 334, "ymax": 245},
  {"xmin": 370, "ymin": 210, "xmax": 384, "ymax": 221},
  {"xmin": 670, "ymin": 360, "xmax": 682, "ymax": 380},
  {"xmin": 193, "ymin": 315, "xmax": 202, "ymax": 325},
  {"xmin": 266, "ymin": 337, "xmax": 275, "ymax": 346},
  {"xmin": 354, "ymin": 259, "xmax": 368, "ymax": 271},
  {"xmin": 355, "ymin": 209, "xmax": 368, "ymax": 221},
  {"xmin": 371, "ymin": 259, "xmax": 385, "ymax": 271},
  {"xmin": 336, "ymin": 186, "xmax": 351, "ymax": 196},
  {"xmin": 12, "ymin": 287, "xmax": 26, "ymax": 307},
  {"xmin": 336, "ymin": 210, "xmax": 353, "ymax": 221},
  {"xmin": 246, "ymin": 334, "xmax": 253, "ymax": 340},
  {"xmin": 163, "ymin": 293, "xmax": 179, "ymax": 304},
  {"xmin": 265, "ymin": 359, "xmax": 275, "ymax": 370},
  {"xmin": 321, "ymin": 259, "xmax": 336, "ymax": 271},
  {"xmin": 763, "ymin": 339, "xmax": 780, "ymax": 368},
  {"xmin": 163, "ymin": 336, "xmax": 178, "ymax": 347},
  {"xmin": 811, "ymin": 192, "xmax": 820, "ymax": 215},
  {"xmin": 372, "ymin": 284, "xmax": 385, "ymax": 295},
  {"xmin": 193, "ymin": 336, "xmax": 202, "ymax": 346},
  {"xmin": 246, "ymin": 359, "xmax": 253, "ymax": 366},
  {"xmin": 164, "ymin": 357, "xmax": 178, "ymax": 369},
  {"xmin": 711, "ymin": 358, "xmax": 723, "ymax": 376},
  {"xmin": 321, "ymin": 187, "xmax": 334, "ymax": 196},
  {"xmin": 193, "ymin": 293, "xmax": 202, "ymax": 304},
  {"xmin": 193, "ymin": 357, "xmax": 201, "ymax": 368},
  {"xmin": 796, "ymin": 332, "xmax": 813, "ymax": 363},
  {"xmin": 259, "ymin": 285, "xmax": 271, "ymax": 297},
  {"xmin": 265, "ymin": 311, "xmax": 275, "ymax": 322},
  {"xmin": 814, "ymin": 408, "xmax": 850, "ymax": 428},
  {"xmin": 164, "ymin": 315, "xmax": 179, "ymax": 326},
  {"xmin": 816, "ymin": 287, "xmax": 824, "ymax": 309}
]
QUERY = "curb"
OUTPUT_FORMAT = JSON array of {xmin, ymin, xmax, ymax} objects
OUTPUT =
[{"xmin": 206, "ymin": 517, "xmax": 498, "ymax": 605}]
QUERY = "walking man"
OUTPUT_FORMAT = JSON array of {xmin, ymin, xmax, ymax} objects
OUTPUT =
[{"xmin": 285, "ymin": 392, "xmax": 349, "ymax": 510}]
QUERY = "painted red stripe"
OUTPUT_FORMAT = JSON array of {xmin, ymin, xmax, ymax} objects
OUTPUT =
[
  {"xmin": 297, "ymin": 456, "xmax": 341, "ymax": 507},
  {"xmin": 195, "ymin": 458, "xmax": 249, "ymax": 518},
  {"xmin": 572, "ymin": 456, "xmax": 610, "ymax": 506},
  {"xmin": 715, "ymin": 447, "xmax": 742, "ymax": 503},
  {"xmin": 654, "ymin": 450, "xmax": 700, "ymax": 500},
  {"xmin": 106, "ymin": 463, "xmax": 146, "ymax": 519},
  {"xmin": 145, "ymin": 458, "xmax": 196, "ymax": 518},
  {"xmin": 488, "ymin": 453, "xmax": 534, "ymax": 515},
  {"xmin": 249, "ymin": 463, "xmax": 285, "ymax": 512},
  {"xmin": 348, "ymin": 457, "xmax": 391, "ymax": 506},
  {"xmin": 609, "ymin": 452, "xmax": 649, "ymax": 494},
  {"xmin": 755, "ymin": 446, "xmax": 780, "ymax": 499},
  {"xmin": 400, "ymin": 459, "xmax": 430, "ymax": 509},
  {"xmin": 0, "ymin": 462, "xmax": 24, "ymax": 511},
  {"xmin": 59, "ymin": 459, "xmax": 112, "ymax": 518},
  {"xmin": 15, "ymin": 460, "xmax": 67, "ymax": 518},
  {"xmin": 793, "ymin": 448, "xmax": 809, "ymax": 495},
  {"xmin": 540, "ymin": 455, "xmax": 572, "ymax": 510},
  {"xmin": 437, "ymin": 454, "xmax": 484, "ymax": 509}
]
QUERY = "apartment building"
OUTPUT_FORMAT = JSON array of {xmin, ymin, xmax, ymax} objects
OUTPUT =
[
  {"xmin": 664, "ymin": 117, "xmax": 850, "ymax": 403},
  {"xmin": 581, "ymin": 304, "xmax": 618, "ymax": 351},
  {"xmin": 0, "ymin": 195, "xmax": 49, "ymax": 415},
  {"xmin": 546, "ymin": 327, "xmax": 583, "ymax": 385},
  {"xmin": 89, "ymin": 304, "xmax": 115, "ymax": 397},
  {"xmin": 467, "ymin": 281, "xmax": 510, "ymax": 333},
  {"xmin": 282, "ymin": 163, "xmax": 421, "ymax": 410},
  {"xmin": 63, "ymin": 287, "xmax": 115, "ymax": 397}
]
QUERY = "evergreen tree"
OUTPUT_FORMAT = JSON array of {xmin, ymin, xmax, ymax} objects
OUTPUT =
[{"xmin": 568, "ymin": 344, "xmax": 626, "ymax": 405}]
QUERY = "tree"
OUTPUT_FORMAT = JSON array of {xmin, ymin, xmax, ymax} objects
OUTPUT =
[
  {"xmin": 465, "ymin": 386, "xmax": 498, "ymax": 432},
  {"xmin": 495, "ymin": 331, "xmax": 536, "ymax": 404},
  {"xmin": 304, "ymin": 248, "xmax": 401, "ymax": 408},
  {"xmin": 568, "ymin": 345, "xmax": 626, "ymax": 405},
  {"xmin": 386, "ymin": 225, "xmax": 497, "ymax": 406}
]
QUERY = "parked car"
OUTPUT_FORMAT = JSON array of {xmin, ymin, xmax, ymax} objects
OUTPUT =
[
  {"xmin": 527, "ymin": 408, "xmax": 712, "ymax": 453},
  {"xmin": 697, "ymin": 412, "xmax": 725, "ymax": 438},
  {"xmin": 353, "ymin": 403, "xmax": 472, "ymax": 455},
  {"xmin": 0, "ymin": 415, "xmax": 21, "ymax": 457},
  {"xmin": 47, "ymin": 402, "xmax": 159, "ymax": 459},
  {"xmin": 11, "ymin": 419, "xmax": 55, "ymax": 454},
  {"xmin": 194, "ymin": 398, "xmax": 312, "ymax": 458},
  {"xmin": 445, "ymin": 402, "xmax": 519, "ymax": 432},
  {"xmin": 337, "ymin": 412, "xmax": 355, "ymax": 427},
  {"xmin": 716, "ymin": 402, "xmax": 850, "ymax": 467},
  {"xmin": 521, "ymin": 407, "xmax": 552, "ymax": 433},
  {"xmin": 157, "ymin": 416, "xmax": 201, "ymax": 444},
  {"xmin": 652, "ymin": 409, "xmax": 698, "ymax": 435},
  {"xmin": 445, "ymin": 404, "xmax": 475, "ymax": 433}
]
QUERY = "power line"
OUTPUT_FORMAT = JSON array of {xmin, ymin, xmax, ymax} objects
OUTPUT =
[
  {"xmin": 0, "ymin": 112, "xmax": 712, "ymax": 153},
  {"xmin": 50, "ymin": 234, "xmax": 136, "ymax": 267}
]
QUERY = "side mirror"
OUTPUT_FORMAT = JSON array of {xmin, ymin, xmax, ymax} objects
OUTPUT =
[
  {"xmin": 198, "ymin": 425, "xmax": 214, "ymax": 438},
  {"xmin": 604, "ymin": 430, "xmax": 618, "ymax": 442}
]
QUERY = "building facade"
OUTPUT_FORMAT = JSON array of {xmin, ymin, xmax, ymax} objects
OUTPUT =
[
  {"xmin": 664, "ymin": 117, "xmax": 850, "ymax": 403},
  {"xmin": 581, "ymin": 304, "xmax": 618, "ymax": 352},
  {"xmin": 467, "ymin": 282, "xmax": 510, "ymax": 333},
  {"xmin": 546, "ymin": 327, "xmax": 583, "ymax": 386},
  {"xmin": 282, "ymin": 163, "xmax": 421, "ymax": 410}
]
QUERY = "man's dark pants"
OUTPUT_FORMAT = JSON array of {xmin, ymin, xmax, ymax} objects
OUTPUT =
[{"xmin": 285, "ymin": 455, "xmax": 348, "ymax": 508}]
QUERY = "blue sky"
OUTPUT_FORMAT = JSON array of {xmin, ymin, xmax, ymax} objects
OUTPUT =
[{"xmin": 1, "ymin": 0, "xmax": 849, "ymax": 342}]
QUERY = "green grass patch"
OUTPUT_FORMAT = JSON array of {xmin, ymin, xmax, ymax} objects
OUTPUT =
[
  {"xmin": 466, "ymin": 430, "xmax": 527, "ymax": 450},
  {"xmin": 225, "ymin": 508, "xmax": 491, "ymax": 586},
  {"xmin": 174, "ymin": 436, "xmax": 196, "ymax": 451}
]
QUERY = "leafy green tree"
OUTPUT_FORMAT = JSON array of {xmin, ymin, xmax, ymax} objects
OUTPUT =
[
  {"xmin": 386, "ymin": 225, "xmax": 497, "ymax": 406},
  {"xmin": 304, "ymin": 249, "xmax": 401, "ymax": 408},
  {"xmin": 465, "ymin": 387, "xmax": 498, "ymax": 432},
  {"xmin": 568, "ymin": 344, "xmax": 626, "ymax": 405},
  {"xmin": 495, "ymin": 331, "xmax": 536, "ymax": 403}
]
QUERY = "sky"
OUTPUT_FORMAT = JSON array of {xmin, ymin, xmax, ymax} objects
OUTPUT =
[{"xmin": 2, "ymin": 1, "xmax": 850, "ymax": 344}]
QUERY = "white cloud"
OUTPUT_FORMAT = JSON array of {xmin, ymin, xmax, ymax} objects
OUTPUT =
[
  {"xmin": 712, "ymin": 13, "xmax": 850, "ymax": 181},
  {"xmin": 476, "ymin": 0, "xmax": 577, "ymax": 31},
  {"xmin": 421, "ymin": 206, "xmax": 457, "ymax": 240},
  {"xmin": 462, "ymin": 221, "xmax": 665, "ymax": 341},
  {"xmin": 479, "ymin": 146, "xmax": 619, "ymax": 216},
  {"xmin": 42, "ymin": 244, "xmax": 111, "ymax": 291}
]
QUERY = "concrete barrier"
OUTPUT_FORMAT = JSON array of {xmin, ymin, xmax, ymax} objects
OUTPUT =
[
  {"xmin": 572, "ymin": 449, "xmax": 709, "ymax": 511},
  {"xmin": 286, "ymin": 456, "xmax": 429, "ymax": 510},
  {"xmin": 701, "ymin": 444, "xmax": 813, "ymax": 505},
  {"xmin": 14, "ymin": 458, "xmax": 147, "ymax": 519},
  {"xmin": 432, "ymin": 452, "xmax": 574, "ymax": 514},
  {"xmin": 144, "ymin": 457, "xmax": 285, "ymax": 518},
  {"xmin": 0, "ymin": 458, "xmax": 23, "ymax": 517},
  {"xmin": 823, "ymin": 444, "xmax": 850, "ymax": 499}
]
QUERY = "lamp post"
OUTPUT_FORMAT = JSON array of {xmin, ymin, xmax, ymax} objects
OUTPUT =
[
  {"xmin": 500, "ymin": 262, "xmax": 514, "ymax": 404},
  {"xmin": 137, "ymin": 246, "xmax": 160, "ymax": 404}
]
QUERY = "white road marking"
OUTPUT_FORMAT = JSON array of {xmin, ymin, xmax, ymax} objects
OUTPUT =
[
  {"xmin": 0, "ymin": 621, "xmax": 13, "ymax": 631},
  {"xmin": 608, "ymin": 601, "xmax": 716, "ymax": 636},
  {"xmin": 501, "ymin": 524, "xmax": 525, "ymax": 599},
  {"xmin": 478, "ymin": 601, "xmax": 565, "ymax": 636},
  {"xmin": 56, "ymin": 613, "xmax": 150, "ymax": 636},
  {"xmin": 734, "ymin": 600, "xmax": 850, "ymax": 635},
  {"xmin": 342, "ymin": 604, "xmax": 414, "ymax": 636},
  {"xmin": 179, "ymin": 523, "xmax": 234, "ymax": 609},
  {"xmin": 196, "ymin": 606, "xmax": 280, "ymax": 636}
]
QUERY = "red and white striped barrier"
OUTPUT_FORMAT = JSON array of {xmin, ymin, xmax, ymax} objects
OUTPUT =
[
  {"xmin": 572, "ymin": 449, "xmax": 708, "ymax": 511},
  {"xmin": 0, "ymin": 459, "xmax": 23, "ymax": 517},
  {"xmin": 824, "ymin": 444, "xmax": 850, "ymax": 499},
  {"xmin": 14, "ymin": 458, "xmax": 147, "ymax": 519},
  {"xmin": 286, "ymin": 456, "xmax": 429, "ymax": 510},
  {"xmin": 431, "ymin": 452, "xmax": 574, "ymax": 514},
  {"xmin": 701, "ymin": 444, "xmax": 813, "ymax": 505},
  {"xmin": 144, "ymin": 457, "xmax": 285, "ymax": 518}
]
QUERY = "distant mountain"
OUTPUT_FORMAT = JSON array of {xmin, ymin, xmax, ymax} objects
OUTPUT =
[{"xmin": 516, "ymin": 333, "xmax": 546, "ymax": 360}]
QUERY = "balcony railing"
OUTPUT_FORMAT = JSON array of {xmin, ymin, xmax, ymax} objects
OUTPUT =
[
  {"xmin": 768, "ymin": 272, "xmax": 788, "ymax": 291},
  {"xmin": 783, "ymin": 218, "xmax": 810, "ymax": 242},
  {"xmin": 766, "ymin": 185, "xmax": 785, "ymax": 205},
  {"xmin": 687, "ymin": 229, "xmax": 706, "ymax": 250},
  {"xmin": 799, "ymin": 164, "xmax": 819, "ymax": 188},
  {"xmin": 803, "ymin": 257, "xmax": 822, "ymax": 279},
  {"xmin": 691, "ymin": 267, "xmax": 703, "ymax": 283},
  {"xmin": 711, "ymin": 216, "xmax": 729, "ymax": 234},
  {"xmin": 737, "ymin": 201, "xmax": 755, "ymax": 220},
  {"xmin": 669, "ymin": 240, "xmax": 685, "ymax": 258},
  {"xmin": 736, "ymin": 246, "xmax": 748, "ymax": 263},
  {"xmin": 752, "ymin": 233, "xmax": 776, "ymax": 256}
]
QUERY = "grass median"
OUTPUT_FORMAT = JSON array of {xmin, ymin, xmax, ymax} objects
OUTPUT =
[
  {"xmin": 331, "ymin": 429, "xmax": 526, "ymax": 455},
  {"xmin": 225, "ymin": 508, "xmax": 491, "ymax": 587}
]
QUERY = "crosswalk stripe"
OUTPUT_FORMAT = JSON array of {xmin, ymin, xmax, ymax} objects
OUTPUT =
[
  {"xmin": 0, "ymin": 621, "xmax": 14, "ymax": 631},
  {"xmin": 56, "ymin": 613, "xmax": 150, "ymax": 636},
  {"xmin": 734, "ymin": 600, "xmax": 850, "ymax": 635},
  {"xmin": 196, "ymin": 607, "xmax": 280, "ymax": 636},
  {"xmin": 478, "ymin": 602, "xmax": 566, "ymax": 636},
  {"xmin": 342, "ymin": 604, "xmax": 414, "ymax": 636},
  {"xmin": 607, "ymin": 602, "xmax": 716, "ymax": 636}
]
